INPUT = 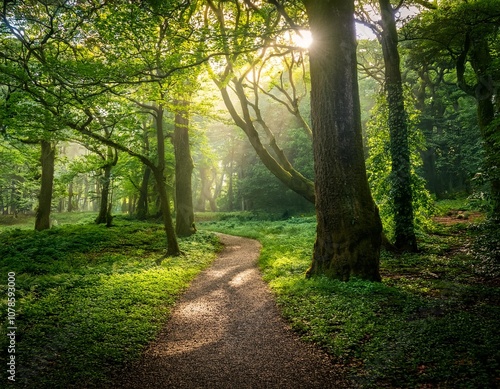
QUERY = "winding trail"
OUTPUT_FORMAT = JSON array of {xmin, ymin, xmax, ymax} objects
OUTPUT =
[{"xmin": 112, "ymin": 234, "xmax": 352, "ymax": 388}]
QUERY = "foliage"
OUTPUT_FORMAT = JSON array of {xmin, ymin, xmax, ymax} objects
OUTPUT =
[
  {"xmin": 403, "ymin": 44, "xmax": 485, "ymax": 200},
  {"xmin": 469, "ymin": 220, "xmax": 500, "ymax": 278},
  {"xmin": 0, "ymin": 216, "xmax": 221, "ymax": 388},
  {"xmin": 237, "ymin": 127, "xmax": 314, "ymax": 213},
  {"xmin": 0, "ymin": 141, "xmax": 40, "ymax": 213},
  {"xmin": 202, "ymin": 215, "xmax": 500, "ymax": 388},
  {"xmin": 366, "ymin": 90, "xmax": 434, "ymax": 239},
  {"xmin": 402, "ymin": 0, "xmax": 500, "ymax": 218}
]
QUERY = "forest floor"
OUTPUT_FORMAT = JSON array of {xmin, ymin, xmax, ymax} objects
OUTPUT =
[
  {"xmin": 110, "ymin": 233, "xmax": 353, "ymax": 388},
  {"xmin": 200, "ymin": 211, "xmax": 500, "ymax": 388},
  {"xmin": 1, "ymin": 206, "xmax": 498, "ymax": 388}
]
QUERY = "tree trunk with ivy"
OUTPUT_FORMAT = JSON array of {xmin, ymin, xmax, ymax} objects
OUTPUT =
[
  {"xmin": 304, "ymin": 0, "xmax": 382, "ymax": 281},
  {"xmin": 35, "ymin": 140, "xmax": 55, "ymax": 231},
  {"xmin": 379, "ymin": 0, "xmax": 418, "ymax": 251}
]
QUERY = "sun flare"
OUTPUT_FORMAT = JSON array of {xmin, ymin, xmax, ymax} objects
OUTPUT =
[{"xmin": 293, "ymin": 30, "xmax": 313, "ymax": 49}]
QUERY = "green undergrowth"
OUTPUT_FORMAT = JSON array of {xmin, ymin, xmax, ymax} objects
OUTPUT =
[
  {"xmin": 0, "ymin": 219, "xmax": 221, "ymax": 388},
  {"xmin": 0, "ymin": 212, "xmax": 99, "ymax": 232},
  {"xmin": 201, "ymin": 214, "xmax": 500, "ymax": 388}
]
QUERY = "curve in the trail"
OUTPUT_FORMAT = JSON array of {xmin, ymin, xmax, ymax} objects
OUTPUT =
[{"xmin": 112, "ymin": 233, "xmax": 353, "ymax": 388}]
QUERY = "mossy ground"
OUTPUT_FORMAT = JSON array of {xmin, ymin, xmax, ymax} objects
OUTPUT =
[
  {"xmin": 1, "ymin": 208, "xmax": 498, "ymax": 388},
  {"xmin": 0, "ymin": 214, "xmax": 221, "ymax": 388}
]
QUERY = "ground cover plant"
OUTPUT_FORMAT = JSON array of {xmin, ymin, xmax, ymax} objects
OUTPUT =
[
  {"xmin": 0, "ymin": 214, "xmax": 221, "ymax": 388},
  {"xmin": 201, "ymin": 205, "xmax": 500, "ymax": 388}
]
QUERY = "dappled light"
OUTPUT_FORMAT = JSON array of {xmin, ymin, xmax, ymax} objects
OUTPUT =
[{"xmin": 228, "ymin": 268, "xmax": 254, "ymax": 288}]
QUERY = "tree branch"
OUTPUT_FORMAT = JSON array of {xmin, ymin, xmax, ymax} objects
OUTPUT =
[{"xmin": 456, "ymin": 32, "xmax": 476, "ymax": 97}]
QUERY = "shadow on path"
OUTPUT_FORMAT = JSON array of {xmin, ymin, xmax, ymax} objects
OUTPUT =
[{"xmin": 112, "ymin": 234, "xmax": 352, "ymax": 388}]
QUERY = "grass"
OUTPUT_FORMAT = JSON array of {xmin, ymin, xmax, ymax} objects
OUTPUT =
[
  {"xmin": 2, "ymin": 208, "xmax": 498, "ymax": 388},
  {"xmin": 0, "ymin": 214, "xmax": 221, "ymax": 388},
  {"xmin": 200, "ymin": 209, "xmax": 500, "ymax": 388}
]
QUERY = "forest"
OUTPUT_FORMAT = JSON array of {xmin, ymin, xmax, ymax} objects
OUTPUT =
[{"xmin": 1, "ymin": 0, "xmax": 499, "ymax": 387}]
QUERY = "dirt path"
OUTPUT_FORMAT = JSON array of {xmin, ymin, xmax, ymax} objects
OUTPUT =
[{"xmin": 112, "ymin": 234, "xmax": 352, "ymax": 388}]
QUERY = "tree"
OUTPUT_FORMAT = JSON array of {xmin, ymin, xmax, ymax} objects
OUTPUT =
[
  {"xmin": 94, "ymin": 146, "xmax": 118, "ymax": 225},
  {"xmin": 81, "ymin": 98, "xmax": 181, "ymax": 256},
  {"xmin": 366, "ymin": 89, "xmax": 434, "ymax": 239},
  {"xmin": 378, "ymin": 0, "xmax": 418, "ymax": 251},
  {"xmin": 35, "ymin": 140, "xmax": 55, "ymax": 230},
  {"xmin": 303, "ymin": 0, "xmax": 382, "ymax": 281},
  {"xmin": 1, "ymin": 0, "xmax": 183, "ymax": 253},
  {"xmin": 404, "ymin": 48, "xmax": 483, "ymax": 198},
  {"xmin": 0, "ymin": 0, "xmax": 107, "ymax": 230},
  {"xmin": 136, "ymin": 121, "xmax": 152, "ymax": 220},
  {"xmin": 0, "ymin": 140, "xmax": 39, "ymax": 215},
  {"xmin": 173, "ymin": 97, "xmax": 196, "ymax": 236},
  {"xmin": 0, "ymin": 84, "xmax": 63, "ymax": 230},
  {"xmin": 204, "ymin": 0, "xmax": 316, "ymax": 204},
  {"xmin": 404, "ymin": 0, "xmax": 500, "ymax": 220}
]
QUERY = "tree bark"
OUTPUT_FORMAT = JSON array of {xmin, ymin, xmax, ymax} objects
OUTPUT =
[
  {"xmin": 152, "ymin": 165, "xmax": 180, "ymax": 256},
  {"xmin": 95, "ymin": 164, "xmax": 112, "ymax": 224},
  {"xmin": 173, "ymin": 100, "xmax": 196, "ymax": 236},
  {"xmin": 95, "ymin": 147, "xmax": 117, "ymax": 225},
  {"xmin": 136, "ymin": 166, "xmax": 151, "ymax": 220},
  {"xmin": 379, "ymin": 0, "xmax": 418, "ymax": 251},
  {"xmin": 136, "ymin": 121, "xmax": 151, "ymax": 220},
  {"xmin": 35, "ymin": 140, "xmax": 55, "ymax": 231},
  {"xmin": 304, "ymin": 0, "xmax": 382, "ymax": 281},
  {"xmin": 154, "ymin": 105, "xmax": 180, "ymax": 256}
]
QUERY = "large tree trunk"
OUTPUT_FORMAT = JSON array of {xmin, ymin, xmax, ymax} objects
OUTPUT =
[
  {"xmin": 154, "ymin": 105, "xmax": 180, "ymax": 256},
  {"xmin": 304, "ymin": 0, "xmax": 382, "ymax": 281},
  {"xmin": 153, "ymin": 167, "xmax": 180, "ymax": 256},
  {"xmin": 35, "ymin": 140, "xmax": 55, "ymax": 231},
  {"xmin": 173, "ymin": 100, "xmax": 196, "ymax": 236},
  {"xmin": 379, "ymin": 0, "xmax": 418, "ymax": 251}
]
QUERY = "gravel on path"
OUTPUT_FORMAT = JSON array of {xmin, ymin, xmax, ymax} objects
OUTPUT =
[{"xmin": 111, "ymin": 233, "xmax": 354, "ymax": 388}]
